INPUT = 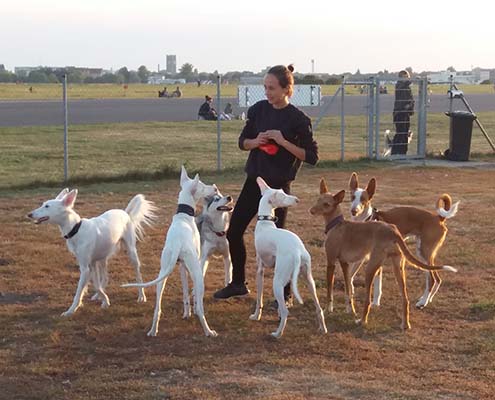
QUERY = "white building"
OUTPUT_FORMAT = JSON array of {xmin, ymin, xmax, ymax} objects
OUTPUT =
[{"xmin": 428, "ymin": 69, "xmax": 490, "ymax": 84}]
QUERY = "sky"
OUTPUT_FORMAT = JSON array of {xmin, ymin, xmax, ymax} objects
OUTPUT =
[{"xmin": 1, "ymin": 0, "xmax": 493, "ymax": 75}]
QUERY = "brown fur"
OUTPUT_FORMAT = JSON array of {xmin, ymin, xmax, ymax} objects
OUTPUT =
[{"xmin": 310, "ymin": 178, "xmax": 454, "ymax": 330}]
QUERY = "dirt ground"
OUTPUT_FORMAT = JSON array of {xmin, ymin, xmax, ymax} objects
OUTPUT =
[{"xmin": 1, "ymin": 166, "xmax": 494, "ymax": 399}]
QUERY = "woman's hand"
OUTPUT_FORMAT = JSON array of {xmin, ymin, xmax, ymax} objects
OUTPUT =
[{"xmin": 265, "ymin": 130, "xmax": 287, "ymax": 146}]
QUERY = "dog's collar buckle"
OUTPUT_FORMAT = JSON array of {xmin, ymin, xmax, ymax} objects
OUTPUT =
[
  {"xmin": 257, "ymin": 215, "xmax": 278, "ymax": 223},
  {"xmin": 324, "ymin": 215, "xmax": 344, "ymax": 234},
  {"xmin": 176, "ymin": 203, "xmax": 195, "ymax": 217},
  {"xmin": 64, "ymin": 220, "xmax": 83, "ymax": 239}
]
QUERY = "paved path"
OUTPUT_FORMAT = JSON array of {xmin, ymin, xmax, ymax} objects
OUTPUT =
[{"xmin": 0, "ymin": 94, "xmax": 493, "ymax": 127}]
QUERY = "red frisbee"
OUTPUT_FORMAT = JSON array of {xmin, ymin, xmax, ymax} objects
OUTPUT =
[{"xmin": 259, "ymin": 143, "xmax": 279, "ymax": 155}]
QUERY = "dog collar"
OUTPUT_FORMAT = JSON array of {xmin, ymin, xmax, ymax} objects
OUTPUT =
[
  {"xmin": 214, "ymin": 231, "xmax": 226, "ymax": 237},
  {"xmin": 64, "ymin": 220, "xmax": 82, "ymax": 239},
  {"xmin": 324, "ymin": 215, "xmax": 344, "ymax": 234},
  {"xmin": 364, "ymin": 207, "xmax": 378, "ymax": 222},
  {"xmin": 176, "ymin": 204, "xmax": 195, "ymax": 217},
  {"xmin": 257, "ymin": 215, "xmax": 278, "ymax": 223}
]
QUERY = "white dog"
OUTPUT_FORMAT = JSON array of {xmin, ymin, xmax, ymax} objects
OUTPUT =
[
  {"xmin": 249, "ymin": 177, "xmax": 327, "ymax": 338},
  {"xmin": 27, "ymin": 189, "xmax": 156, "ymax": 316},
  {"xmin": 196, "ymin": 192, "xmax": 234, "ymax": 285},
  {"xmin": 122, "ymin": 166, "xmax": 218, "ymax": 337}
]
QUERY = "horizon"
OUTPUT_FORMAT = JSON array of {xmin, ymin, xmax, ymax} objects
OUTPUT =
[{"xmin": 1, "ymin": 0, "xmax": 493, "ymax": 75}]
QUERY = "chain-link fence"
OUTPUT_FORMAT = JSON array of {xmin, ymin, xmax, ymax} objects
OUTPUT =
[{"xmin": 1, "ymin": 76, "xmax": 494, "ymax": 190}]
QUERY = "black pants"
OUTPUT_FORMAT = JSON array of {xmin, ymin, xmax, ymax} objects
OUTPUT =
[
  {"xmin": 227, "ymin": 177, "xmax": 291, "ymax": 296},
  {"xmin": 391, "ymin": 112, "xmax": 410, "ymax": 155}
]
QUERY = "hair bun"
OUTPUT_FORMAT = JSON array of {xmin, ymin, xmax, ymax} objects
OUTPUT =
[{"xmin": 287, "ymin": 64, "xmax": 294, "ymax": 73}]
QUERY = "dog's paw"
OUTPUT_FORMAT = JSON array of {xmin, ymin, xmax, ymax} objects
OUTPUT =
[
  {"xmin": 137, "ymin": 295, "xmax": 147, "ymax": 303},
  {"xmin": 206, "ymin": 330, "xmax": 218, "ymax": 337},
  {"xmin": 270, "ymin": 331, "xmax": 283, "ymax": 339},
  {"xmin": 401, "ymin": 321, "xmax": 412, "ymax": 331},
  {"xmin": 61, "ymin": 310, "xmax": 74, "ymax": 317},
  {"xmin": 182, "ymin": 310, "xmax": 192, "ymax": 319},
  {"xmin": 371, "ymin": 301, "xmax": 381, "ymax": 307},
  {"xmin": 101, "ymin": 301, "xmax": 110, "ymax": 309},
  {"xmin": 249, "ymin": 312, "xmax": 261, "ymax": 321},
  {"xmin": 355, "ymin": 318, "xmax": 363, "ymax": 326},
  {"xmin": 415, "ymin": 299, "xmax": 427, "ymax": 309},
  {"xmin": 147, "ymin": 329, "xmax": 158, "ymax": 337},
  {"xmin": 90, "ymin": 293, "xmax": 100, "ymax": 301},
  {"xmin": 325, "ymin": 304, "xmax": 334, "ymax": 314},
  {"xmin": 319, "ymin": 325, "xmax": 328, "ymax": 334}
]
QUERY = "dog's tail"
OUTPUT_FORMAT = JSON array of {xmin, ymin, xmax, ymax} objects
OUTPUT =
[
  {"xmin": 122, "ymin": 244, "xmax": 180, "ymax": 288},
  {"xmin": 125, "ymin": 194, "xmax": 158, "ymax": 240},
  {"xmin": 290, "ymin": 254, "xmax": 304, "ymax": 305},
  {"xmin": 436, "ymin": 194, "xmax": 460, "ymax": 221},
  {"xmin": 392, "ymin": 227, "xmax": 457, "ymax": 273}
]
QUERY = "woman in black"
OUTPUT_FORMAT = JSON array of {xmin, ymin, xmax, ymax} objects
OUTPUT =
[{"xmin": 214, "ymin": 64, "xmax": 318, "ymax": 300}]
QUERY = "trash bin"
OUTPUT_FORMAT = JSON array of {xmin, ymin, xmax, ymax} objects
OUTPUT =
[{"xmin": 444, "ymin": 111, "xmax": 477, "ymax": 161}]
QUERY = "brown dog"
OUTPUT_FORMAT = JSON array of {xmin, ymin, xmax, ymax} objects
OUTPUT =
[
  {"xmin": 349, "ymin": 172, "xmax": 460, "ymax": 309},
  {"xmin": 309, "ymin": 178, "xmax": 457, "ymax": 330}
]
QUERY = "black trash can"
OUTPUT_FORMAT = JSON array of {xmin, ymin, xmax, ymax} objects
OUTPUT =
[{"xmin": 444, "ymin": 111, "xmax": 477, "ymax": 161}]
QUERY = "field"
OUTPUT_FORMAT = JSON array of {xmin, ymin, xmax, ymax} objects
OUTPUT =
[
  {"xmin": 1, "ymin": 112, "xmax": 495, "ymax": 190},
  {"xmin": 1, "ymin": 165, "xmax": 495, "ymax": 399},
  {"xmin": 1, "ymin": 82, "xmax": 493, "ymax": 100}
]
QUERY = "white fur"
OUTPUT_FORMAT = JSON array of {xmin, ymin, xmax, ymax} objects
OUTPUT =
[
  {"xmin": 121, "ymin": 166, "xmax": 218, "ymax": 337},
  {"xmin": 437, "ymin": 201, "xmax": 460, "ymax": 219},
  {"xmin": 249, "ymin": 177, "xmax": 327, "ymax": 339},
  {"xmin": 28, "ymin": 189, "xmax": 157, "ymax": 316}
]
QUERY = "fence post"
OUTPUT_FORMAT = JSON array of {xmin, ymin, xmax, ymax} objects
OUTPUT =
[
  {"xmin": 417, "ymin": 78, "xmax": 427, "ymax": 157},
  {"xmin": 63, "ymin": 74, "xmax": 69, "ymax": 182},
  {"xmin": 340, "ymin": 78, "xmax": 345, "ymax": 161},
  {"xmin": 216, "ymin": 74, "xmax": 222, "ymax": 172},
  {"xmin": 367, "ymin": 77, "xmax": 375, "ymax": 158},
  {"xmin": 374, "ymin": 78, "xmax": 380, "ymax": 159}
]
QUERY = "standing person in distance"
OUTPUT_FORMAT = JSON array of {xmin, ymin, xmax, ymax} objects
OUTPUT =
[
  {"xmin": 391, "ymin": 70, "xmax": 415, "ymax": 155},
  {"xmin": 213, "ymin": 64, "xmax": 318, "ymax": 302}
]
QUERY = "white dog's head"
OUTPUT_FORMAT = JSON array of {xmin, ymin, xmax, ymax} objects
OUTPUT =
[
  {"xmin": 256, "ymin": 177, "xmax": 299, "ymax": 209},
  {"xmin": 27, "ymin": 188, "xmax": 78, "ymax": 225},
  {"xmin": 179, "ymin": 165, "xmax": 218, "ymax": 203}
]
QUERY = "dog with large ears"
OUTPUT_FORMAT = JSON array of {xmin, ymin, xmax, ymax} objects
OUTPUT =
[
  {"xmin": 250, "ymin": 177, "xmax": 327, "ymax": 338},
  {"xmin": 349, "ymin": 172, "xmax": 460, "ymax": 309},
  {"xmin": 27, "ymin": 188, "xmax": 157, "ymax": 316},
  {"xmin": 309, "ymin": 178, "xmax": 457, "ymax": 330},
  {"xmin": 122, "ymin": 166, "xmax": 219, "ymax": 337}
]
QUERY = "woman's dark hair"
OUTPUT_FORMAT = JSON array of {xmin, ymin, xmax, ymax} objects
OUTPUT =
[{"xmin": 267, "ymin": 64, "xmax": 295, "ymax": 97}]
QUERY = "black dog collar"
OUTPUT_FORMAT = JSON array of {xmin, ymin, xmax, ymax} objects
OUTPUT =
[
  {"xmin": 324, "ymin": 215, "xmax": 344, "ymax": 234},
  {"xmin": 176, "ymin": 204, "xmax": 195, "ymax": 217},
  {"xmin": 257, "ymin": 215, "xmax": 278, "ymax": 223},
  {"xmin": 64, "ymin": 220, "xmax": 82, "ymax": 239}
]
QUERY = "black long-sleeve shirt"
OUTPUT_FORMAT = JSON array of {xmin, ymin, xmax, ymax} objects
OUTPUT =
[{"xmin": 239, "ymin": 100, "xmax": 318, "ymax": 185}]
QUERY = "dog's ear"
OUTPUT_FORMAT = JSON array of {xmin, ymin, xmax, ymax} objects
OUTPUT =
[
  {"xmin": 349, "ymin": 172, "xmax": 358, "ymax": 192},
  {"xmin": 63, "ymin": 189, "xmax": 78, "ymax": 208},
  {"xmin": 366, "ymin": 178, "xmax": 376, "ymax": 200},
  {"xmin": 333, "ymin": 190, "xmax": 346, "ymax": 205},
  {"xmin": 56, "ymin": 188, "xmax": 69, "ymax": 200},
  {"xmin": 319, "ymin": 178, "xmax": 329, "ymax": 194},
  {"xmin": 189, "ymin": 174, "xmax": 200, "ymax": 195},
  {"xmin": 256, "ymin": 177, "xmax": 270, "ymax": 194},
  {"xmin": 180, "ymin": 165, "xmax": 189, "ymax": 186}
]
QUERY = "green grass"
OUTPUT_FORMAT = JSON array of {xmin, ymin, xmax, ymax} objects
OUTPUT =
[
  {"xmin": 1, "ymin": 112, "xmax": 494, "ymax": 190},
  {"xmin": 1, "ymin": 82, "xmax": 493, "ymax": 100}
]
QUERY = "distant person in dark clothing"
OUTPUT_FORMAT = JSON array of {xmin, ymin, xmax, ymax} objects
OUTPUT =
[
  {"xmin": 173, "ymin": 86, "xmax": 182, "ymax": 97},
  {"xmin": 391, "ymin": 70, "xmax": 415, "ymax": 155},
  {"xmin": 198, "ymin": 95, "xmax": 218, "ymax": 120},
  {"xmin": 213, "ymin": 64, "xmax": 318, "ymax": 301}
]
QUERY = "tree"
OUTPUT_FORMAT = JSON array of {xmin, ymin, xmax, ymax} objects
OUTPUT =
[
  {"xmin": 405, "ymin": 66, "xmax": 413, "ymax": 76},
  {"xmin": 179, "ymin": 63, "xmax": 194, "ymax": 81},
  {"xmin": 27, "ymin": 71, "xmax": 49, "ymax": 83},
  {"xmin": 118, "ymin": 67, "xmax": 130, "ymax": 83},
  {"xmin": 128, "ymin": 71, "xmax": 141, "ymax": 84},
  {"xmin": 447, "ymin": 66, "xmax": 456, "ymax": 72},
  {"xmin": 137, "ymin": 65, "xmax": 150, "ymax": 83}
]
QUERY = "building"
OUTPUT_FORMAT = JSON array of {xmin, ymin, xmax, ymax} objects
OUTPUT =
[
  {"xmin": 428, "ymin": 69, "xmax": 491, "ymax": 84},
  {"xmin": 166, "ymin": 55, "xmax": 176, "ymax": 74}
]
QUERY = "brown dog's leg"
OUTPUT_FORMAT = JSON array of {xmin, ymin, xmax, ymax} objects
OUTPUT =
[
  {"xmin": 391, "ymin": 255, "xmax": 411, "ymax": 330},
  {"xmin": 326, "ymin": 263, "xmax": 336, "ymax": 313}
]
